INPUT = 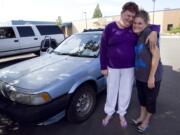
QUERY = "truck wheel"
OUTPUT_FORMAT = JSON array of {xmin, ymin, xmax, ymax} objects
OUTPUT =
[
  {"xmin": 67, "ymin": 84, "xmax": 96, "ymax": 123},
  {"xmin": 34, "ymin": 50, "xmax": 40, "ymax": 56}
]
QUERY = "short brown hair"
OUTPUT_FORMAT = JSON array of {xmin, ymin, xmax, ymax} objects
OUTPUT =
[
  {"xmin": 122, "ymin": 2, "xmax": 139, "ymax": 14},
  {"xmin": 136, "ymin": 9, "xmax": 150, "ymax": 24}
]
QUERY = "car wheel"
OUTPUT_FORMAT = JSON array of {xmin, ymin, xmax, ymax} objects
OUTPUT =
[
  {"xmin": 67, "ymin": 84, "xmax": 96, "ymax": 123},
  {"xmin": 34, "ymin": 50, "xmax": 40, "ymax": 56}
]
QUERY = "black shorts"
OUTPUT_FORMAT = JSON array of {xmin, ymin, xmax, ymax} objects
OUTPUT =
[{"xmin": 136, "ymin": 80, "xmax": 161, "ymax": 114}]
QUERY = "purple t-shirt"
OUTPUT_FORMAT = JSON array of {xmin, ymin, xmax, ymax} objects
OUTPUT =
[
  {"xmin": 100, "ymin": 22, "xmax": 137, "ymax": 70},
  {"xmin": 100, "ymin": 21, "xmax": 160, "ymax": 70}
]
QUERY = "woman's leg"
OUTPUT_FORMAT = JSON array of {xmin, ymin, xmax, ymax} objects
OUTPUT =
[
  {"xmin": 103, "ymin": 67, "xmax": 121, "ymax": 126},
  {"xmin": 117, "ymin": 67, "xmax": 134, "ymax": 127},
  {"xmin": 138, "ymin": 81, "xmax": 161, "ymax": 129},
  {"xmin": 136, "ymin": 106, "xmax": 147, "ymax": 122},
  {"xmin": 135, "ymin": 81, "xmax": 148, "ymax": 123},
  {"xmin": 140, "ymin": 112, "xmax": 152, "ymax": 127}
]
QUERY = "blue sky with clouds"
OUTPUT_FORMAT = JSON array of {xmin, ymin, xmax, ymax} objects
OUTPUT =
[{"xmin": 0, "ymin": 0, "xmax": 179, "ymax": 22}]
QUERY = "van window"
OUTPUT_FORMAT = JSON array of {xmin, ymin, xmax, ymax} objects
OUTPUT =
[
  {"xmin": 36, "ymin": 25, "xmax": 63, "ymax": 35},
  {"xmin": 0, "ymin": 27, "xmax": 16, "ymax": 39},
  {"xmin": 17, "ymin": 26, "xmax": 35, "ymax": 37}
]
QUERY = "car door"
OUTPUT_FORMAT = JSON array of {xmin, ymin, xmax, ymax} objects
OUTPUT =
[
  {"xmin": 17, "ymin": 26, "xmax": 39, "ymax": 50},
  {"xmin": 0, "ymin": 27, "xmax": 20, "ymax": 53}
]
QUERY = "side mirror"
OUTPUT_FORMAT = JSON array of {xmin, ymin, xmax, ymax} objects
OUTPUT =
[
  {"xmin": 46, "ymin": 47, "xmax": 54, "ymax": 53},
  {"xmin": 40, "ymin": 38, "xmax": 58, "ymax": 53}
]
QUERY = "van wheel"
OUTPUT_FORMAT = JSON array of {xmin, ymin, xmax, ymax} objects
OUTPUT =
[
  {"xmin": 34, "ymin": 51, "xmax": 40, "ymax": 56},
  {"xmin": 67, "ymin": 84, "xmax": 96, "ymax": 123}
]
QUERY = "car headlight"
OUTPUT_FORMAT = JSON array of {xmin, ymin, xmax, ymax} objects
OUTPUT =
[{"xmin": 5, "ymin": 85, "xmax": 52, "ymax": 105}]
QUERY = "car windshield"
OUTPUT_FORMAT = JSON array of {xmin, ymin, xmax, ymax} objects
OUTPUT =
[{"xmin": 54, "ymin": 33, "xmax": 101, "ymax": 57}]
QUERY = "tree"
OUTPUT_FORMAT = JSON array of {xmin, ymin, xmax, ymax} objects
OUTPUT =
[
  {"xmin": 56, "ymin": 16, "xmax": 62, "ymax": 26},
  {"xmin": 170, "ymin": 27, "xmax": 180, "ymax": 34},
  {"xmin": 92, "ymin": 4, "xmax": 102, "ymax": 18}
]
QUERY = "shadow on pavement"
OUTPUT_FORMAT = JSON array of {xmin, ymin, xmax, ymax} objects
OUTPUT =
[{"xmin": 0, "ymin": 55, "xmax": 37, "ymax": 69}]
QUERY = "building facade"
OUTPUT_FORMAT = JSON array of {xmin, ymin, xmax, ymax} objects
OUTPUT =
[
  {"xmin": 64, "ymin": 8, "xmax": 180, "ymax": 35},
  {"xmin": 149, "ymin": 8, "xmax": 180, "ymax": 33},
  {"xmin": 1, "ymin": 8, "xmax": 179, "ymax": 36}
]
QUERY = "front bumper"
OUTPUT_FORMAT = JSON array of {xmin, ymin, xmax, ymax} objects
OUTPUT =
[{"xmin": 0, "ymin": 93, "xmax": 70, "ymax": 124}]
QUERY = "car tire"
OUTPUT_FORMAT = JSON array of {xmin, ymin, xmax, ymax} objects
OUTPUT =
[
  {"xmin": 34, "ymin": 50, "xmax": 40, "ymax": 56},
  {"xmin": 67, "ymin": 84, "xmax": 96, "ymax": 123}
]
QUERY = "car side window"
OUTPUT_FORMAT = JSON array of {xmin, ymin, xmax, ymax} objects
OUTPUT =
[
  {"xmin": 36, "ymin": 25, "xmax": 63, "ymax": 35},
  {"xmin": 0, "ymin": 27, "xmax": 16, "ymax": 39},
  {"xmin": 17, "ymin": 26, "xmax": 35, "ymax": 37}
]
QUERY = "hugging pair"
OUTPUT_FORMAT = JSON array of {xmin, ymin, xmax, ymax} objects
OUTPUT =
[{"xmin": 100, "ymin": 2, "xmax": 162, "ymax": 133}]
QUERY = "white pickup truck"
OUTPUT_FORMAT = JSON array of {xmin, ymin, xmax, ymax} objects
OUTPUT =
[{"xmin": 0, "ymin": 25, "xmax": 65, "ymax": 57}]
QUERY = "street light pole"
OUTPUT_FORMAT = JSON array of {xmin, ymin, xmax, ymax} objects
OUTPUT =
[
  {"xmin": 152, "ymin": 0, "xmax": 156, "ymax": 24},
  {"xmin": 83, "ymin": 11, "xmax": 87, "ymax": 29}
]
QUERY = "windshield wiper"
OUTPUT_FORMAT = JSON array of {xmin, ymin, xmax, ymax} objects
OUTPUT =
[
  {"xmin": 53, "ymin": 51, "xmax": 71, "ymax": 55},
  {"xmin": 53, "ymin": 51, "xmax": 97, "ymax": 58},
  {"xmin": 70, "ymin": 53, "xmax": 97, "ymax": 58},
  {"xmin": 54, "ymin": 51, "xmax": 79, "ymax": 56},
  {"xmin": 81, "ymin": 55, "xmax": 97, "ymax": 58},
  {"xmin": 68, "ymin": 53, "xmax": 80, "ymax": 56}
]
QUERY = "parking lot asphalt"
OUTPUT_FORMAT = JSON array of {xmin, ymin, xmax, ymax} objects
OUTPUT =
[{"xmin": 0, "ymin": 37, "xmax": 180, "ymax": 135}]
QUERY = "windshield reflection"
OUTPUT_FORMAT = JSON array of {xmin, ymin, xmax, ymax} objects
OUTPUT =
[{"xmin": 54, "ymin": 34, "xmax": 101, "ymax": 57}]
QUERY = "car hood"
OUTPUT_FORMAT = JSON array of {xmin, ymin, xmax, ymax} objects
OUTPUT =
[{"xmin": 0, "ymin": 53, "xmax": 94, "ymax": 92}]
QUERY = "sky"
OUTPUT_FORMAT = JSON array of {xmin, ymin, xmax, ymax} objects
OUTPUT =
[{"xmin": 0, "ymin": 0, "xmax": 180, "ymax": 23}]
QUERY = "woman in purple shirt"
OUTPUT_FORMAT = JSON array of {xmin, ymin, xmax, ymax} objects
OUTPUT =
[{"xmin": 100, "ymin": 2, "xmax": 159, "ymax": 128}]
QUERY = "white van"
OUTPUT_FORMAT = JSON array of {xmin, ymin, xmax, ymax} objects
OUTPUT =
[{"xmin": 0, "ymin": 25, "xmax": 64, "ymax": 57}]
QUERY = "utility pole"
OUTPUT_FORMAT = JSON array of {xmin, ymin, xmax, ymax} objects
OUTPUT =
[
  {"xmin": 83, "ymin": 11, "xmax": 87, "ymax": 29},
  {"xmin": 152, "ymin": 0, "xmax": 156, "ymax": 24}
]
